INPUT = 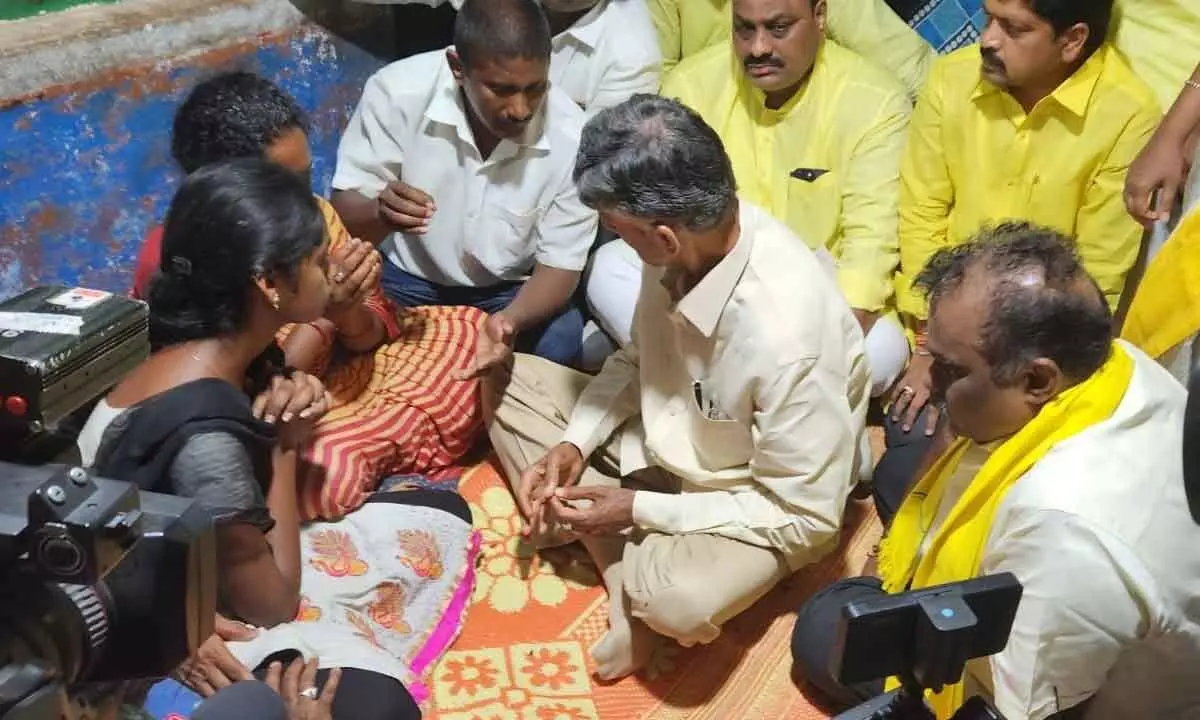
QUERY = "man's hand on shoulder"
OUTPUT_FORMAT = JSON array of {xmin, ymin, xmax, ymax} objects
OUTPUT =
[{"xmin": 378, "ymin": 181, "xmax": 436, "ymax": 234}]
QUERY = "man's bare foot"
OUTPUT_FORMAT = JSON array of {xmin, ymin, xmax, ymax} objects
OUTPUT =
[{"xmin": 591, "ymin": 603, "xmax": 658, "ymax": 680}]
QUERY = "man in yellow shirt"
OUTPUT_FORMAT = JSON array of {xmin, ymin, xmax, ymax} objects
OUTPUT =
[
  {"xmin": 886, "ymin": 0, "xmax": 1159, "ymax": 442},
  {"xmin": 591, "ymin": 0, "xmax": 912, "ymax": 397}
]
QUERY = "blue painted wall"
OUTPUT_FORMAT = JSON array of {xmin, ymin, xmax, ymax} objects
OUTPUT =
[
  {"xmin": 0, "ymin": 26, "xmax": 385, "ymax": 301},
  {"xmin": 0, "ymin": 1, "xmax": 982, "ymax": 303}
]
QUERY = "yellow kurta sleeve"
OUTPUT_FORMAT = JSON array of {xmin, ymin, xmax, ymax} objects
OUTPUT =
[
  {"xmin": 647, "ymin": 0, "xmax": 684, "ymax": 75},
  {"xmin": 1075, "ymin": 110, "xmax": 1161, "ymax": 311},
  {"xmin": 1111, "ymin": 0, "xmax": 1200, "ymax": 110},
  {"xmin": 896, "ymin": 60, "xmax": 954, "ymax": 321},
  {"xmin": 836, "ymin": 87, "xmax": 910, "ymax": 312},
  {"xmin": 826, "ymin": 0, "xmax": 935, "ymax": 100}
]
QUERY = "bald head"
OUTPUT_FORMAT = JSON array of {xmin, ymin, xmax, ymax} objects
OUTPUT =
[
  {"xmin": 916, "ymin": 222, "xmax": 1112, "ymax": 384},
  {"xmin": 454, "ymin": 0, "xmax": 552, "ymax": 70}
]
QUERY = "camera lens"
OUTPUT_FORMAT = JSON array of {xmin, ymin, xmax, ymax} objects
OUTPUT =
[{"xmin": 34, "ymin": 531, "xmax": 86, "ymax": 579}]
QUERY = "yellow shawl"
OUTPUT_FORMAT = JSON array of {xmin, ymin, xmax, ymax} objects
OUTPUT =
[
  {"xmin": 875, "ymin": 342, "xmax": 1135, "ymax": 718},
  {"xmin": 1122, "ymin": 208, "xmax": 1200, "ymax": 359}
]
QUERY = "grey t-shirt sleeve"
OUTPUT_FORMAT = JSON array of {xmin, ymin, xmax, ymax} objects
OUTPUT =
[{"xmin": 168, "ymin": 432, "xmax": 274, "ymax": 532}]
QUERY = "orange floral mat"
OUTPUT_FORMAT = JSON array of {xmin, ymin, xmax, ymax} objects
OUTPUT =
[{"xmin": 422, "ymin": 459, "xmax": 883, "ymax": 720}]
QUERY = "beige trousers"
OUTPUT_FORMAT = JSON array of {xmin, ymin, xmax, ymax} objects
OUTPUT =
[{"xmin": 484, "ymin": 353, "xmax": 789, "ymax": 646}]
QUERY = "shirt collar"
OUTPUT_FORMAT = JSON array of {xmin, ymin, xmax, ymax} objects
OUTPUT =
[
  {"xmin": 424, "ymin": 57, "xmax": 552, "ymax": 154},
  {"xmin": 971, "ymin": 44, "xmax": 1108, "ymax": 118},
  {"xmin": 672, "ymin": 206, "xmax": 755, "ymax": 337},
  {"xmin": 555, "ymin": 0, "xmax": 608, "ymax": 50}
]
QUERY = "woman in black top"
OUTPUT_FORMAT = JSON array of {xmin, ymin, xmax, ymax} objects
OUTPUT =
[{"xmin": 83, "ymin": 160, "xmax": 425, "ymax": 719}]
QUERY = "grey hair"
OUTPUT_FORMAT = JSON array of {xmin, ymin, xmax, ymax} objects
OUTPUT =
[{"xmin": 572, "ymin": 94, "xmax": 737, "ymax": 231}]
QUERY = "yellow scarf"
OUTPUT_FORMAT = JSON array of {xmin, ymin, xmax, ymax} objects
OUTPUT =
[
  {"xmin": 1122, "ymin": 208, "xmax": 1200, "ymax": 359},
  {"xmin": 875, "ymin": 342, "xmax": 1135, "ymax": 718}
]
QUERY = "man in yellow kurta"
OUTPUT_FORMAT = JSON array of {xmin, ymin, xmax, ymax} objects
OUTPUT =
[
  {"xmin": 589, "ymin": 0, "xmax": 912, "ymax": 397},
  {"xmin": 885, "ymin": 0, "xmax": 1160, "ymax": 439}
]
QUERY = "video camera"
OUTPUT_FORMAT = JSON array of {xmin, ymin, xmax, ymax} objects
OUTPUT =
[
  {"xmin": 831, "ymin": 573, "xmax": 1021, "ymax": 720},
  {"xmin": 0, "ymin": 462, "xmax": 217, "ymax": 719}
]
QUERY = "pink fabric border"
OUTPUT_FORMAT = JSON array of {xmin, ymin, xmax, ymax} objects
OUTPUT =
[{"xmin": 406, "ymin": 529, "xmax": 482, "ymax": 703}]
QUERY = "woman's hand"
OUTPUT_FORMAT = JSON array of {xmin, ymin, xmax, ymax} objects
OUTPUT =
[
  {"xmin": 174, "ymin": 615, "xmax": 257, "ymax": 697},
  {"xmin": 264, "ymin": 657, "xmax": 341, "ymax": 720},
  {"xmin": 252, "ymin": 371, "xmax": 331, "ymax": 450},
  {"xmin": 325, "ymin": 238, "xmax": 381, "ymax": 323}
]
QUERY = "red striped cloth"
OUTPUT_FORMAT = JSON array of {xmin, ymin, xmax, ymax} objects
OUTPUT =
[{"xmin": 297, "ymin": 304, "xmax": 485, "ymax": 521}]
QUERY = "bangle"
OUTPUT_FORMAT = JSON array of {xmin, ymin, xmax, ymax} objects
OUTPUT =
[
  {"xmin": 1186, "ymin": 79, "xmax": 1200, "ymax": 92},
  {"xmin": 306, "ymin": 320, "xmax": 335, "ymax": 347}
]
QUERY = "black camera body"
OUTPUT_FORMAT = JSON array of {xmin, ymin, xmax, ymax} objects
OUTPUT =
[
  {"xmin": 0, "ymin": 461, "xmax": 217, "ymax": 718},
  {"xmin": 832, "ymin": 573, "xmax": 1022, "ymax": 720}
]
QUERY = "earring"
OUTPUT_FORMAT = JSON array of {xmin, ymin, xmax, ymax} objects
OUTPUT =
[{"xmin": 271, "ymin": 293, "xmax": 280, "ymax": 310}]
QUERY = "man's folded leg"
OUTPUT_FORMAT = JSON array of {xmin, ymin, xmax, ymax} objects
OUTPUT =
[{"xmin": 622, "ymin": 530, "xmax": 790, "ymax": 647}]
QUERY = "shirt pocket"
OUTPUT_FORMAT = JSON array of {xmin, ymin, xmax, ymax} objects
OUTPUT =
[
  {"xmin": 467, "ymin": 204, "xmax": 541, "ymax": 278},
  {"xmin": 687, "ymin": 381, "xmax": 752, "ymax": 471},
  {"xmin": 785, "ymin": 168, "xmax": 840, "ymax": 254}
]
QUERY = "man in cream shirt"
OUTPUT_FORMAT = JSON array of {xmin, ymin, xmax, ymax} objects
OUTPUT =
[
  {"xmin": 484, "ymin": 95, "xmax": 869, "ymax": 680},
  {"xmin": 793, "ymin": 224, "xmax": 1200, "ymax": 719},
  {"xmin": 332, "ymin": 0, "xmax": 597, "ymax": 368}
]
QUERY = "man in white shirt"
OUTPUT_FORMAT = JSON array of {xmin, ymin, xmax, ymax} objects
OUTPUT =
[
  {"xmin": 542, "ymin": 0, "xmax": 662, "ymax": 117},
  {"xmin": 331, "ymin": 0, "xmax": 598, "ymax": 369},
  {"xmin": 792, "ymin": 224, "xmax": 1200, "ymax": 719},
  {"xmin": 484, "ymin": 94, "xmax": 869, "ymax": 680}
]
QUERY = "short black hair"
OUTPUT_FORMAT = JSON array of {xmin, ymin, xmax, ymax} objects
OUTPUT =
[
  {"xmin": 1029, "ymin": 0, "xmax": 1112, "ymax": 56},
  {"xmin": 171, "ymin": 71, "xmax": 309, "ymax": 174},
  {"xmin": 916, "ymin": 221, "xmax": 1113, "ymax": 385},
  {"xmin": 148, "ymin": 158, "xmax": 326, "ymax": 348},
  {"xmin": 453, "ymin": 0, "xmax": 552, "ymax": 70}
]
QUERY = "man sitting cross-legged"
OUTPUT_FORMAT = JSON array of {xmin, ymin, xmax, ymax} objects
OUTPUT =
[
  {"xmin": 793, "ymin": 223, "xmax": 1200, "ymax": 719},
  {"xmin": 484, "ymin": 94, "xmax": 870, "ymax": 680},
  {"xmin": 332, "ymin": 0, "xmax": 597, "ymax": 371}
]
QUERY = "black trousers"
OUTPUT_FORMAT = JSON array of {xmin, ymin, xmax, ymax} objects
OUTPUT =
[
  {"xmin": 791, "ymin": 577, "xmax": 889, "ymax": 710},
  {"xmin": 250, "ymin": 662, "xmax": 421, "ymax": 720}
]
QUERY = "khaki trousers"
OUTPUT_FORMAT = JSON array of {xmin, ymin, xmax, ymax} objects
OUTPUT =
[{"xmin": 485, "ymin": 353, "xmax": 789, "ymax": 646}]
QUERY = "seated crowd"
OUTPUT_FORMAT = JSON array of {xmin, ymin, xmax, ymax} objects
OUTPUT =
[{"xmin": 82, "ymin": 0, "xmax": 1200, "ymax": 717}]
